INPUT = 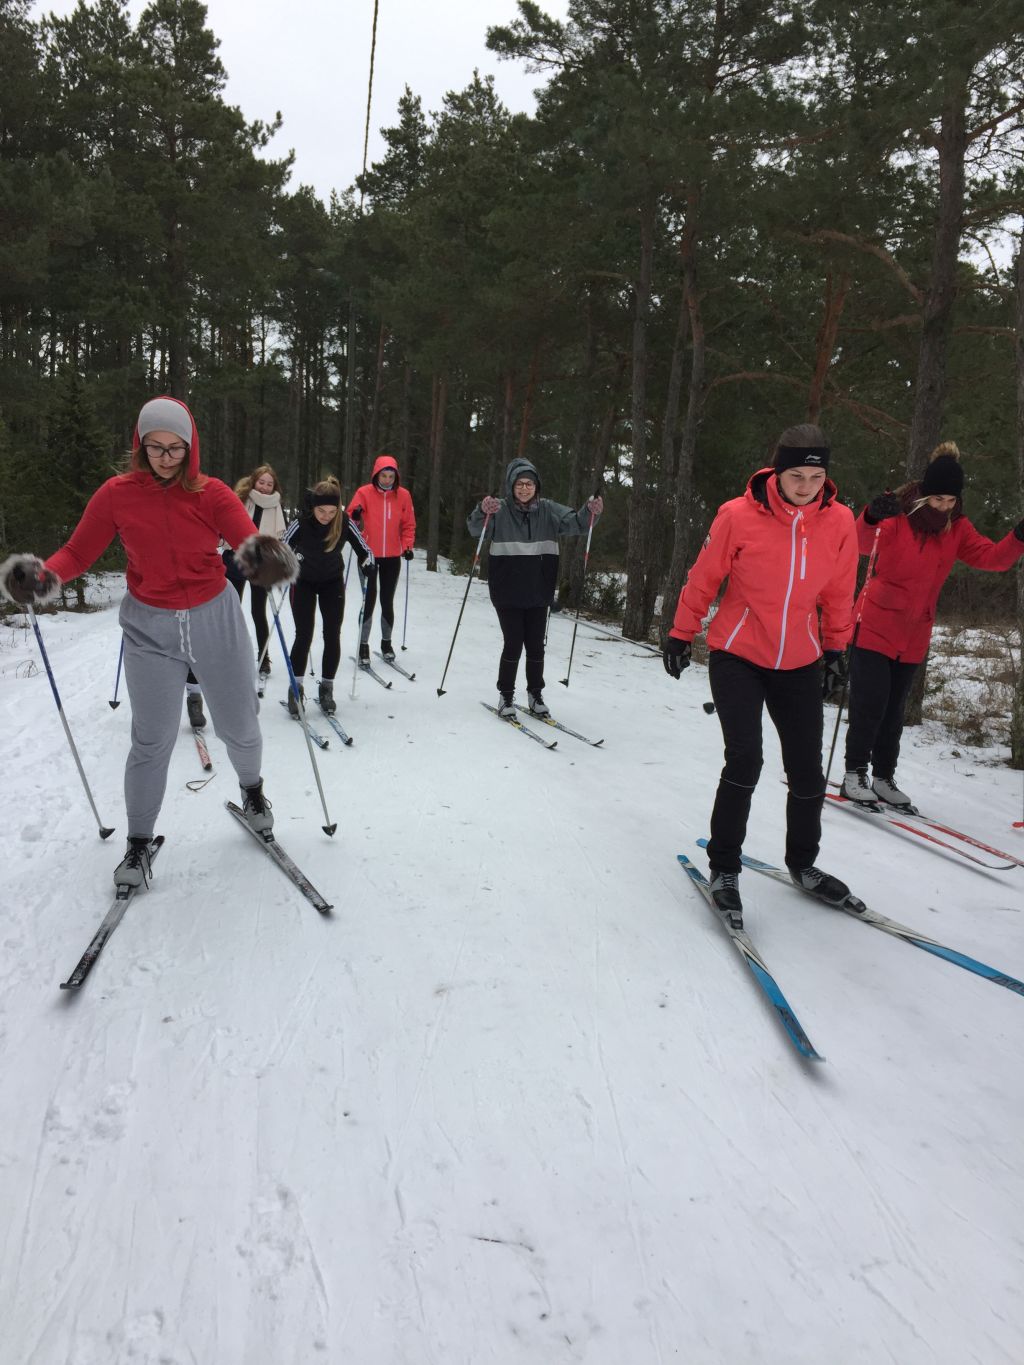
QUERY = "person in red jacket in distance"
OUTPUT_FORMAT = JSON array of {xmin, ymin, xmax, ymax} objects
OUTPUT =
[
  {"xmin": 346, "ymin": 454, "xmax": 416, "ymax": 663},
  {"xmin": 841, "ymin": 442, "xmax": 1024, "ymax": 809},
  {"xmin": 0, "ymin": 397, "xmax": 298, "ymax": 891},
  {"xmin": 662, "ymin": 424, "xmax": 858, "ymax": 929}
]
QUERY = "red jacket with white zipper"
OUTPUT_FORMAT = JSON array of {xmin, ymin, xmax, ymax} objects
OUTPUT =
[
  {"xmin": 45, "ymin": 396, "xmax": 257, "ymax": 610},
  {"xmin": 347, "ymin": 455, "xmax": 416, "ymax": 559},
  {"xmin": 854, "ymin": 506, "xmax": 1024, "ymax": 664},
  {"xmin": 669, "ymin": 468, "xmax": 858, "ymax": 669}
]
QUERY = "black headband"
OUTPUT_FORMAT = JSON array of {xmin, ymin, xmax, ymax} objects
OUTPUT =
[
  {"xmin": 310, "ymin": 491, "xmax": 341, "ymax": 507},
  {"xmin": 775, "ymin": 444, "xmax": 830, "ymax": 473}
]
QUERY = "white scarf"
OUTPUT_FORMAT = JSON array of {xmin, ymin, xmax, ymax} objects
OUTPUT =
[{"xmin": 246, "ymin": 489, "xmax": 287, "ymax": 539}]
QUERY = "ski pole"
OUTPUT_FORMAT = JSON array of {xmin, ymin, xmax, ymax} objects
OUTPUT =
[
  {"xmin": 269, "ymin": 594, "xmax": 337, "ymax": 836},
  {"xmin": 109, "ymin": 635, "xmax": 124, "ymax": 709},
  {"xmin": 401, "ymin": 556, "xmax": 410, "ymax": 650},
  {"xmin": 255, "ymin": 587, "xmax": 287, "ymax": 677},
  {"xmin": 437, "ymin": 514, "xmax": 490, "ymax": 697},
  {"xmin": 351, "ymin": 567, "xmax": 369, "ymax": 700},
  {"xmin": 824, "ymin": 524, "xmax": 882, "ymax": 787},
  {"xmin": 560, "ymin": 498, "xmax": 599, "ymax": 688},
  {"xmin": 28, "ymin": 605, "xmax": 114, "ymax": 838}
]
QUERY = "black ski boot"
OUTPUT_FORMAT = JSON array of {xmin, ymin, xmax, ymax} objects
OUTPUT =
[
  {"xmin": 287, "ymin": 684, "xmax": 304, "ymax": 717},
  {"xmin": 240, "ymin": 780, "xmax": 274, "ymax": 836},
  {"xmin": 790, "ymin": 865, "xmax": 853, "ymax": 907},
  {"xmin": 186, "ymin": 691, "xmax": 206, "ymax": 729},
  {"xmin": 318, "ymin": 680, "xmax": 336, "ymax": 715},
  {"xmin": 258, "ymin": 655, "xmax": 271, "ymax": 678},
  {"xmin": 709, "ymin": 871, "xmax": 743, "ymax": 930},
  {"xmin": 381, "ymin": 638, "xmax": 396, "ymax": 662},
  {"xmin": 358, "ymin": 641, "xmax": 370, "ymax": 665},
  {"xmin": 113, "ymin": 837, "xmax": 156, "ymax": 892}
]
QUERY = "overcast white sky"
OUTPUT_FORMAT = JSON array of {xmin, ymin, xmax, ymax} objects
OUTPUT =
[{"xmin": 31, "ymin": 0, "xmax": 570, "ymax": 202}]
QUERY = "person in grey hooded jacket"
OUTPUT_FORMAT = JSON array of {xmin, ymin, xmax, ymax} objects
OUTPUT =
[{"xmin": 467, "ymin": 457, "xmax": 602, "ymax": 718}]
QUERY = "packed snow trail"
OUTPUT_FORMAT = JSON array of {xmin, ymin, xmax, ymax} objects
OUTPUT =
[{"xmin": 1, "ymin": 560, "xmax": 1022, "ymax": 1364}]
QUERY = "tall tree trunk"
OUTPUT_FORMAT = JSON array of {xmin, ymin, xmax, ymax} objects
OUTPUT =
[
  {"xmin": 1012, "ymin": 230, "xmax": 1024, "ymax": 770},
  {"xmin": 365, "ymin": 319, "xmax": 387, "ymax": 460},
  {"xmin": 658, "ymin": 228, "xmax": 707, "ymax": 640},
  {"xmin": 622, "ymin": 192, "xmax": 656, "ymax": 640},
  {"xmin": 343, "ymin": 296, "xmax": 358, "ymax": 491},
  {"xmin": 906, "ymin": 94, "xmax": 967, "ymax": 479},
  {"xmin": 517, "ymin": 346, "xmax": 541, "ymax": 457},
  {"xmin": 426, "ymin": 372, "xmax": 447, "ymax": 573},
  {"xmin": 807, "ymin": 272, "xmax": 851, "ymax": 423},
  {"xmin": 560, "ymin": 292, "xmax": 597, "ymax": 605}
]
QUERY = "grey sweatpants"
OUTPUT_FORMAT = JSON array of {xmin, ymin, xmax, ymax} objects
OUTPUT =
[{"xmin": 120, "ymin": 585, "xmax": 262, "ymax": 838}]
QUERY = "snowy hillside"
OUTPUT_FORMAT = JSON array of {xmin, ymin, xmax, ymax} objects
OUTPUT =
[{"xmin": 1, "ymin": 557, "xmax": 1022, "ymax": 1365}]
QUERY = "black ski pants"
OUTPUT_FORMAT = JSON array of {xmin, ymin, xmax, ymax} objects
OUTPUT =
[
  {"xmin": 705, "ymin": 650, "xmax": 825, "ymax": 875},
  {"xmin": 232, "ymin": 576, "xmax": 270, "ymax": 658},
  {"xmin": 495, "ymin": 603, "xmax": 548, "ymax": 696},
  {"xmin": 360, "ymin": 557, "xmax": 402, "ymax": 643},
  {"xmin": 289, "ymin": 578, "xmax": 344, "ymax": 680},
  {"xmin": 844, "ymin": 645, "xmax": 919, "ymax": 779}
]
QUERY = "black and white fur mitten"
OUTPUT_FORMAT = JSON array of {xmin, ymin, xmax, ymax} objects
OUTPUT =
[
  {"xmin": 234, "ymin": 535, "xmax": 300, "ymax": 589},
  {"xmin": 0, "ymin": 553, "xmax": 62, "ymax": 606}
]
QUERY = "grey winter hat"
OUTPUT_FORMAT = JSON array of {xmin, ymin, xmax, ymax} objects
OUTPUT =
[{"xmin": 137, "ymin": 397, "xmax": 192, "ymax": 445}]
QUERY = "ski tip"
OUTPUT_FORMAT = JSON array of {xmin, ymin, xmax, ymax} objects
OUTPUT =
[
  {"xmin": 592, "ymin": 738, "xmax": 605, "ymax": 747},
  {"xmin": 696, "ymin": 837, "xmax": 709, "ymax": 848},
  {"xmin": 108, "ymin": 699, "xmax": 120, "ymax": 709},
  {"xmin": 323, "ymin": 823, "xmax": 338, "ymax": 836},
  {"xmin": 99, "ymin": 826, "xmax": 115, "ymax": 840}
]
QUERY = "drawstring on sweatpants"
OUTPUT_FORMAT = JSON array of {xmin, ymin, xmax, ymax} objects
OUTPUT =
[{"xmin": 175, "ymin": 609, "xmax": 197, "ymax": 663}]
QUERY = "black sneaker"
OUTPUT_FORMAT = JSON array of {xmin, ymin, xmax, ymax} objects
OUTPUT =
[
  {"xmin": 113, "ymin": 837, "xmax": 155, "ymax": 892},
  {"xmin": 318, "ymin": 680, "xmax": 336, "ymax": 715},
  {"xmin": 240, "ymin": 780, "xmax": 274, "ymax": 836},
  {"xmin": 381, "ymin": 639, "xmax": 396, "ymax": 662},
  {"xmin": 358, "ymin": 642, "xmax": 370, "ymax": 664},
  {"xmin": 186, "ymin": 692, "xmax": 206, "ymax": 729},
  {"xmin": 790, "ymin": 865, "xmax": 851, "ymax": 907},
  {"xmin": 708, "ymin": 871, "xmax": 743, "ymax": 930}
]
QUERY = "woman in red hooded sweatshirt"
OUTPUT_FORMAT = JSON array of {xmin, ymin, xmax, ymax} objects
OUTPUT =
[
  {"xmin": 662, "ymin": 424, "xmax": 859, "ymax": 929},
  {"xmin": 346, "ymin": 454, "xmax": 416, "ymax": 663},
  {"xmin": 0, "ymin": 397, "xmax": 298, "ymax": 891},
  {"xmin": 840, "ymin": 442, "xmax": 1024, "ymax": 809}
]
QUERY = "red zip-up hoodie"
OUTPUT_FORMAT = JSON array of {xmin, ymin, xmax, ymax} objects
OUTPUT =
[
  {"xmin": 670, "ymin": 468, "xmax": 857, "ymax": 669},
  {"xmin": 46, "ymin": 397, "xmax": 257, "ymax": 610},
  {"xmin": 347, "ymin": 455, "xmax": 416, "ymax": 559}
]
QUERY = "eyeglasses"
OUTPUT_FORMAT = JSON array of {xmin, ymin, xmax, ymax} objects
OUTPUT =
[
  {"xmin": 513, "ymin": 479, "xmax": 536, "ymax": 489},
  {"xmin": 143, "ymin": 442, "xmax": 188, "ymax": 459}
]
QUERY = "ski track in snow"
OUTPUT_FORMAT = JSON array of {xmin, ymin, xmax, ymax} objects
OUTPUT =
[{"xmin": 1, "ymin": 563, "xmax": 1024, "ymax": 1363}]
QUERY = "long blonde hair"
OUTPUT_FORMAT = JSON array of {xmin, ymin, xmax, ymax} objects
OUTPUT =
[
  {"xmin": 235, "ymin": 464, "xmax": 280, "ymax": 500},
  {"xmin": 310, "ymin": 476, "xmax": 345, "ymax": 552}
]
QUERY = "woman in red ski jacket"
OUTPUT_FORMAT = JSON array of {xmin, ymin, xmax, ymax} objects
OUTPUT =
[
  {"xmin": 841, "ymin": 443, "xmax": 1024, "ymax": 808},
  {"xmin": 0, "ymin": 397, "xmax": 298, "ymax": 891},
  {"xmin": 347, "ymin": 454, "xmax": 416, "ymax": 662},
  {"xmin": 663, "ymin": 424, "xmax": 858, "ymax": 928}
]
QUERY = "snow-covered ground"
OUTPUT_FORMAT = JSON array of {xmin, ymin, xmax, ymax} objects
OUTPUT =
[{"xmin": 1, "ymin": 557, "xmax": 1023, "ymax": 1365}]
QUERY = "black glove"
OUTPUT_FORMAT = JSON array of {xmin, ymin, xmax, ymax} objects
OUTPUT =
[
  {"xmin": 348, "ymin": 505, "xmax": 363, "ymax": 520},
  {"xmin": 864, "ymin": 492, "xmax": 901, "ymax": 525},
  {"xmin": 663, "ymin": 637, "xmax": 692, "ymax": 680},
  {"xmin": 0, "ymin": 553, "xmax": 61, "ymax": 606},
  {"xmin": 822, "ymin": 649, "xmax": 848, "ymax": 701},
  {"xmin": 361, "ymin": 553, "xmax": 376, "ymax": 574},
  {"xmin": 234, "ymin": 535, "xmax": 299, "ymax": 588},
  {"xmin": 402, "ymin": 548, "xmax": 414, "ymax": 561}
]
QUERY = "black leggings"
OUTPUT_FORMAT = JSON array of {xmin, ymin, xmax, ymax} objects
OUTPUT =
[
  {"xmin": 844, "ymin": 645, "xmax": 919, "ymax": 778},
  {"xmin": 494, "ymin": 604, "xmax": 548, "ymax": 695},
  {"xmin": 289, "ymin": 579, "xmax": 344, "ymax": 679},
  {"xmin": 360, "ymin": 557, "xmax": 402, "ymax": 642},
  {"xmin": 706, "ymin": 650, "xmax": 825, "ymax": 875},
  {"xmin": 232, "ymin": 577, "xmax": 270, "ymax": 658}
]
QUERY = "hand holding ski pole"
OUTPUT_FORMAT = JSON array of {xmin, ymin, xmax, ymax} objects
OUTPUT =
[{"xmin": 663, "ymin": 638, "xmax": 692, "ymax": 679}]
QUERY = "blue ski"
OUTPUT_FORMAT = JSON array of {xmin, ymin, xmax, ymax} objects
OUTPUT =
[
  {"xmin": 677, "ymin": 855, "xmax": 824, "ymax": 1061},
  {"xmin": 710, "ymin": 842, "xmax": 1024, "ymax": 999}
]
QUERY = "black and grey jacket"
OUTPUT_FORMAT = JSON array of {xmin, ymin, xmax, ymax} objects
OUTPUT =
[
  {"xmin": 467, "ymin": 458, "xmax": 598, "ymax": 609},
  {"xmin": 283, "ymin": 510, "xmax": 371, "ymax": 584}
]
